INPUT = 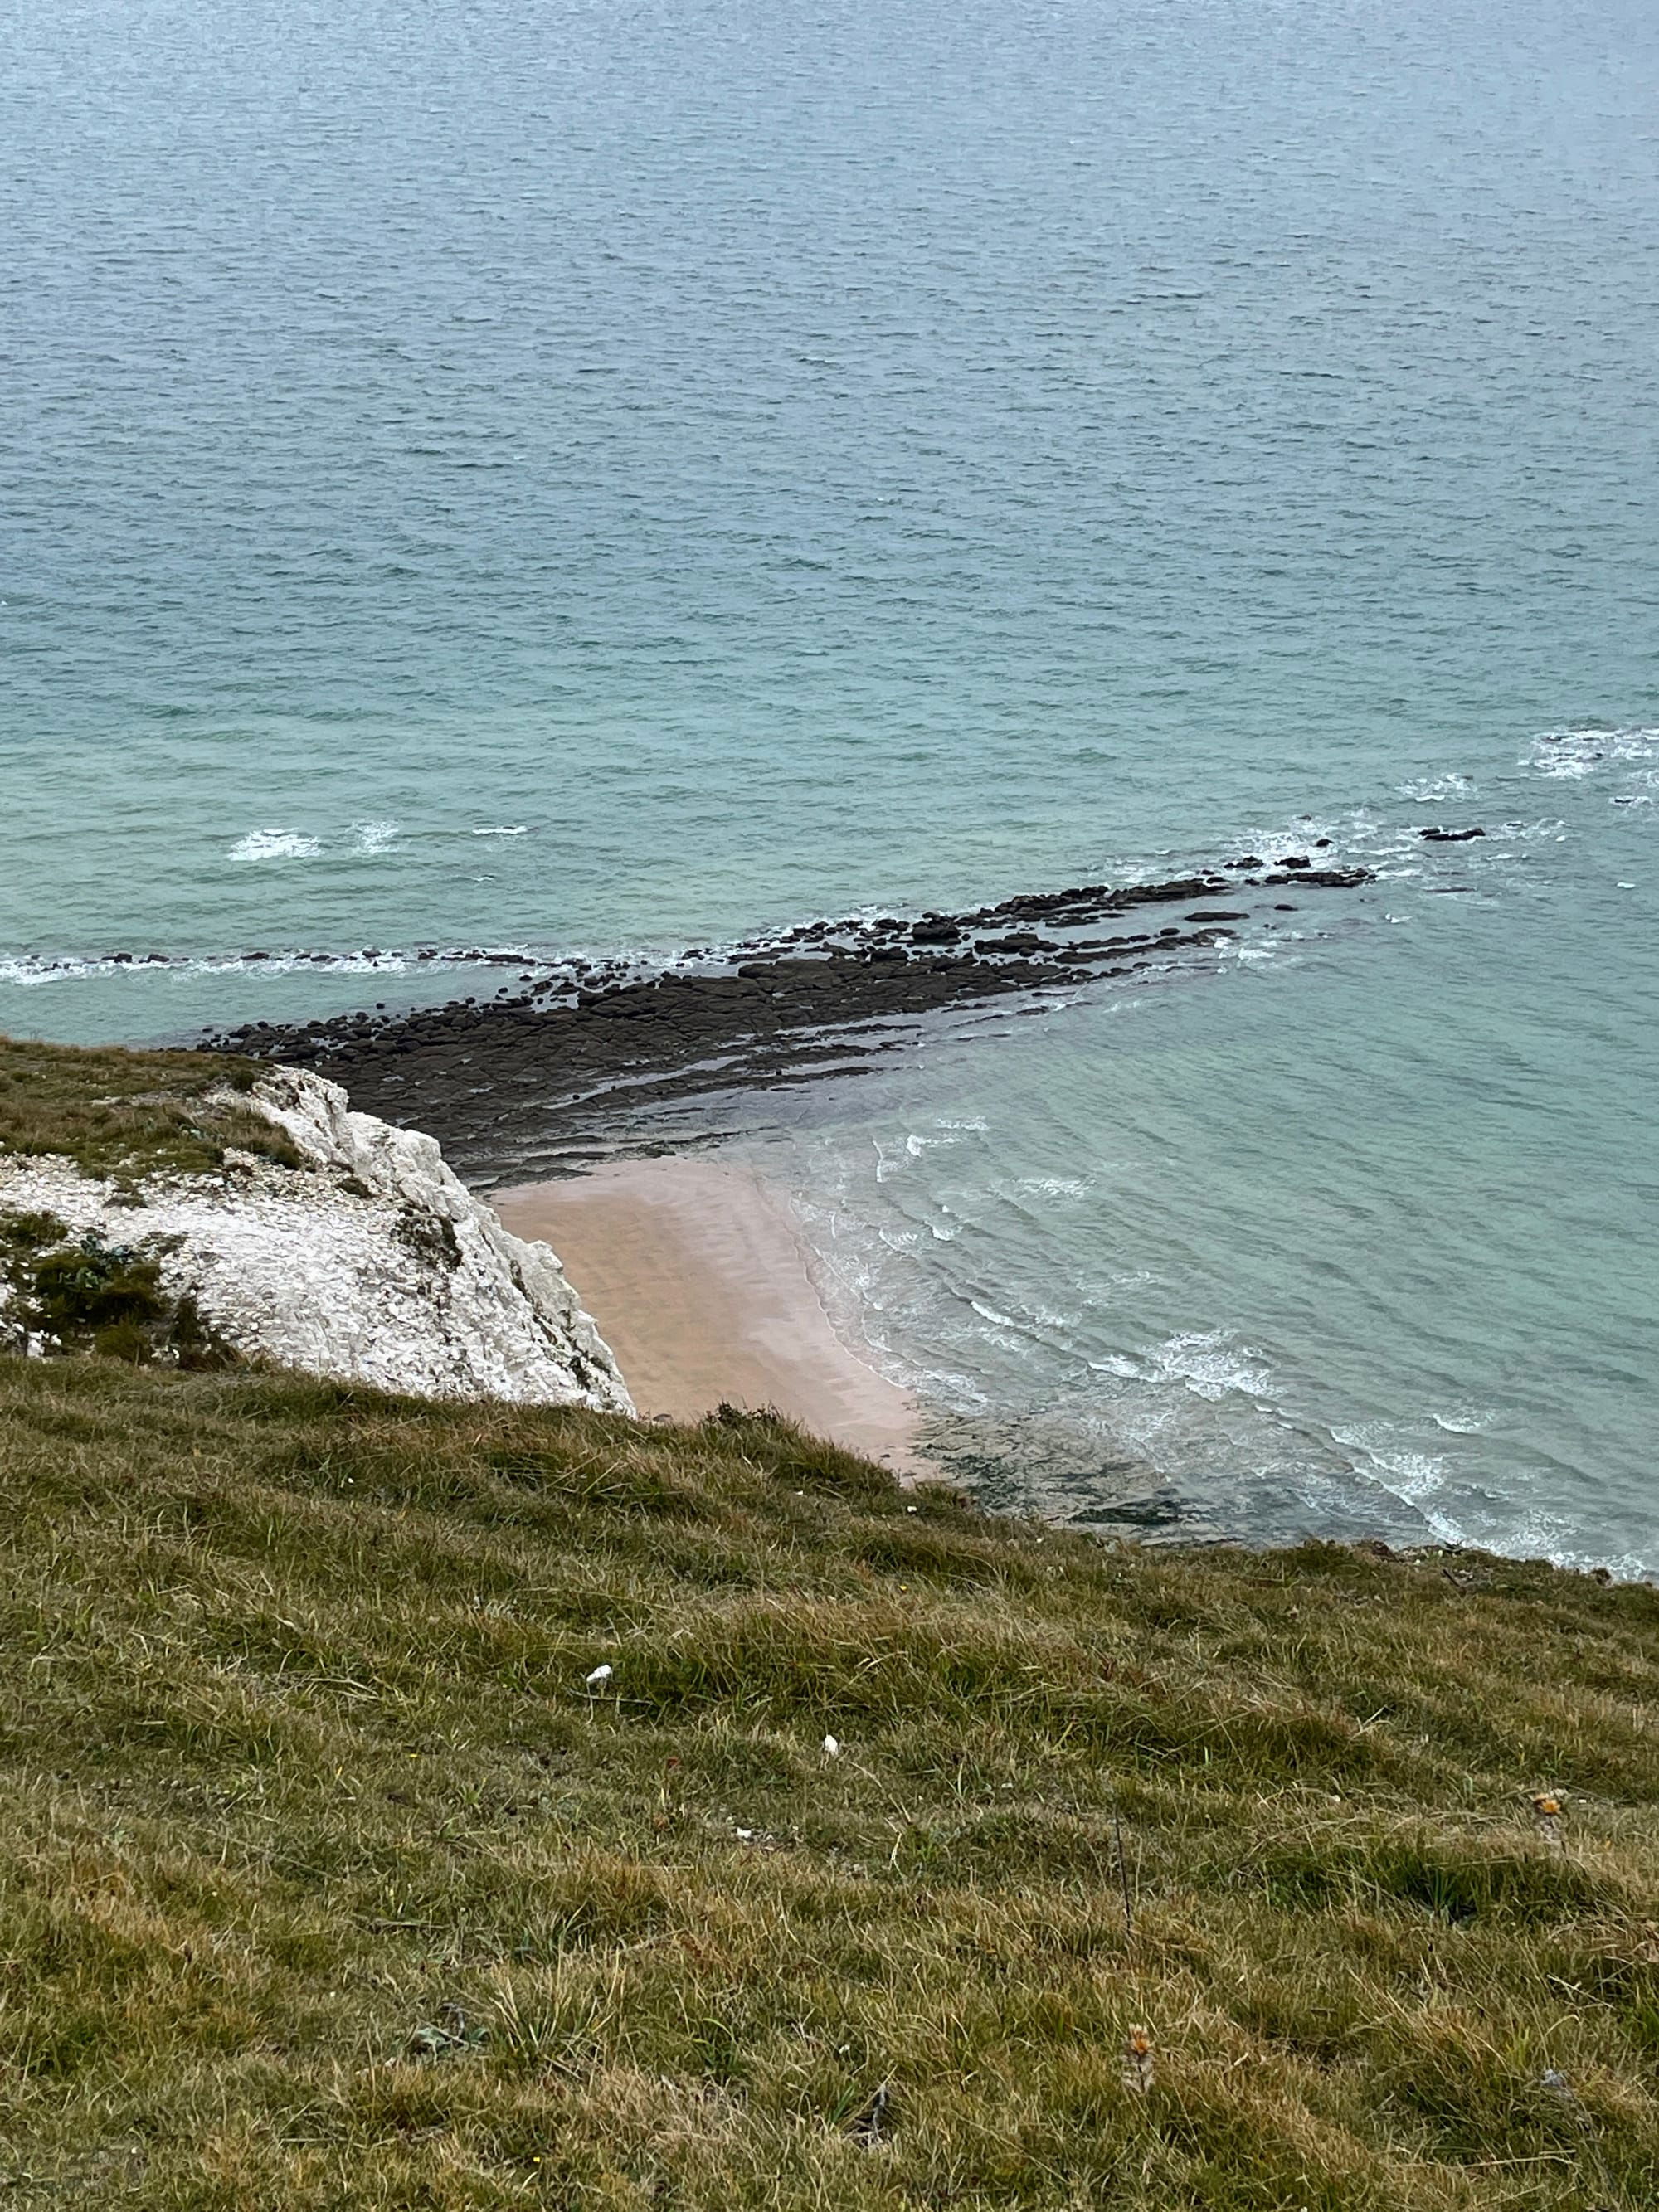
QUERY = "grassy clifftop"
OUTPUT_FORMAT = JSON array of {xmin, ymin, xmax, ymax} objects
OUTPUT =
[
  {"xmin": 0, "ymin": 1036, "xmax": 300, "ymax": 1184},
  {"xmin": 2, "ymin": 1353, "xmax": 1657, "ymax": 2209}
]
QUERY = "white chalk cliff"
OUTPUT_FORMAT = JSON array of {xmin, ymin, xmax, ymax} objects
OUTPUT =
[{"xmin": 0, "ymin": 1066, "xmax": 632, "ymax": 1411}]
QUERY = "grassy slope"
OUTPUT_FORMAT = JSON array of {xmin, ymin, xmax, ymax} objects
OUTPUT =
[{"xmin": 2, "ymin": 1356, "xmax": 1657, "ymax": 2210}]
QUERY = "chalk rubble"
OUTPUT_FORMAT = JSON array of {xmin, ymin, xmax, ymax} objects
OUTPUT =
[{"xmin": 0, "ymin": 1066, "xmax": 632, "ymax": 1411}]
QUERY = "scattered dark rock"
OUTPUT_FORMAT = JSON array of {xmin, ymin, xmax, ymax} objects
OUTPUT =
[
  {"xmin": 1420, "ymin": 826, "xmax": 1486, "ymax": 843},
  {"xmin": 207, "ymin": 856, "xmax": 1376, "ymax": 1182},
  {"xmin": 1262, "ymin": 867, "xmax": 1369, "ymax": 890}
]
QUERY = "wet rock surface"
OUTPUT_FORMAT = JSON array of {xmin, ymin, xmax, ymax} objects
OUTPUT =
[
  {"xmin": 205, "ymin": 860, "xmax": 1374, "ymax": 1185},
  {"xmin": 914, "ymin": 1401, "xmax": 1450, "ymax": 1552},
  {"xmin": 915, "ymin": 1409, "xmax": 1228, "ymax": 1546}
]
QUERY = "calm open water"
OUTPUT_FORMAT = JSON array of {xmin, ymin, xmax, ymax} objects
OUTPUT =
[{"xmin": 5, "ymin": 0, "xmax": 1658, "ymax": 1567}]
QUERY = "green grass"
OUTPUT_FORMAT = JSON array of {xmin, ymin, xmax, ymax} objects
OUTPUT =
[
  {"xmin": 1, "ymin": 1356, "xmax": 1656, "ymax": 2208},
  {"xmin": 0, "ymin": 1036, "xmax": 302, "ymax": 1183},
  {"xmin": 0, "ymin": 1211, "xmax": 234, "ymax": 1366}
]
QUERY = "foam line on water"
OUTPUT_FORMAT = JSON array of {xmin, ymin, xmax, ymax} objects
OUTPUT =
[
  {"xmin": 1526, "ymin": 724, "xmax": 1659, "ymax": 780},
  {"xmin": 228, "ymin": 829, "xmax": 322, "ymax": 863}
]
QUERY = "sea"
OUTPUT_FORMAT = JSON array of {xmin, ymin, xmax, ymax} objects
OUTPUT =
[{"xmin": 5, "ymin": 0, "xmax": 1658, "ymax": 1571}]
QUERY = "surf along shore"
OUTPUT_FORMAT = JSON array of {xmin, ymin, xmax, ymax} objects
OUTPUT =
[
  {"xmin": 493, "ymin": 1157, "xmax": 924, "ymax": 1476},
  {"xmin": 207, "ymin": 854, "xmax": 1378, "ymax": 1466}
]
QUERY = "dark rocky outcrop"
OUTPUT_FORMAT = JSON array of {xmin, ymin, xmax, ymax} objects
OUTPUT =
[{"xmin": 206, "ymin": 860, "xmax": 1376, "ymax": 1184}]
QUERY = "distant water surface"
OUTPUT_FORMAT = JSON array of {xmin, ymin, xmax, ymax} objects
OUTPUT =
[{"xmin": 4, "ymin": 0, "xmax": 1657, "ymax": 1565}]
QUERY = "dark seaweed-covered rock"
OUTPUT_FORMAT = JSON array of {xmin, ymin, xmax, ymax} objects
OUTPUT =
[{"xmin": 205, "ymin": 856, "xmax": 1376, "ymax": 1182}]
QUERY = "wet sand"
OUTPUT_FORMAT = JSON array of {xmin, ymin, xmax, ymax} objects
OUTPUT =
[{"xmin": 491, "ymin": 1157, "xmax": 927, "ymax": 1477}]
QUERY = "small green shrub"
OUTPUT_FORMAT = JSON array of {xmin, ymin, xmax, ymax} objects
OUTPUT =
[{"xmin": 0, "ymin": 1214, "xmax": 234, "ymax": 1368}]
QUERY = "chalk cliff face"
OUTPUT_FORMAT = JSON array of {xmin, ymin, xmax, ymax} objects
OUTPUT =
[{"xmin": 0, "ymin": 1066, "xmax": 632, "ymax": 1412}]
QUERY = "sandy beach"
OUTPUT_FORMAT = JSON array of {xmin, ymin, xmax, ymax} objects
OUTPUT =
[{"xmin": 491, "ymin": 1157, "xmax": 925, "ymax": 1476}]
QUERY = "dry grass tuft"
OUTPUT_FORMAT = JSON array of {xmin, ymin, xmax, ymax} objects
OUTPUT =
[{"xmin": 0, "ymin": 1359, "xmax": 1655, "ymax": 2208}]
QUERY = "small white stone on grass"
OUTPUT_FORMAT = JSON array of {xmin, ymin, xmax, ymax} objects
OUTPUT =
[
  {"xmin": 822, "ymin": 1734, "xmax": 840, "ymax": 1758},
  {"xmin": 585, "ymin": 1664, "xmax": 613, "ymax": 1688}
]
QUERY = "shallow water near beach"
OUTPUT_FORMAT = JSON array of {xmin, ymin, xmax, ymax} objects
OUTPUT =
[{"xmin": 5, "ymin": 0, "xmax": 1658, "ymax": 1565}]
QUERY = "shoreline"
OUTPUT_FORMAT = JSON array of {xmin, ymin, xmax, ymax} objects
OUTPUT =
[
  {"xmin": 491, "ymin": 1157, "xmax": 929, "ymax": 1478},
  {"xmin": 206, "ymin": 855, "xmax": 1375, "ymax": 1184}
]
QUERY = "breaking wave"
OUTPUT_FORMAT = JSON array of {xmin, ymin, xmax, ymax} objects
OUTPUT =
[{"xmin": 229, "ymin": 829, "xmax": 322, "ymax": 863}]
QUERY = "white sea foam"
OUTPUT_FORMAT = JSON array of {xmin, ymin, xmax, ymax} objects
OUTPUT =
[
  {"xmin": 1398, "ymin": 772, "xmax": 1477, "ymax": 803},
  {"xmin": 1526, "ymin": 724, "xmax": 1659, "ymax": 780},
  {"xmin": 473, "ymin": 824, "xmax": 530, "ymax": 837},
  {"xmin": 969, "ymin": 1297, "xmax": 1024, "ymax": 1331},
  {"xmin": 1343, "ymin": 1446, "xmax": 1468, "ymax": 1545},
  {"xmin": 0, "ymin": 943, "xmax": 550, "ymax": 988},
  {"xmin": 1112, "ymin": 814, "xmax": 1381, "ymax": 887},
  {"xmin": 1144, "ymin": 1329, "xmax": 1277, "ymax": 1402},
  {"xmin": 1357, "ymin": 1447, "xmax": 1443, "ymax": 1504},
  {"xmin": 351, "ymin": 819, "xmax": 400, "ymax": 854},
  {"xmin": 1328, "ymin": 1421, "xmax": 1481, "ymax": 1544},
  {"xmin": 1431, "ymin": 1406, "xmax": 1498, "ymax": 1435},
  {"xmin": 229, "ymin": 829, "xmax": 322, "ymax": 863}
]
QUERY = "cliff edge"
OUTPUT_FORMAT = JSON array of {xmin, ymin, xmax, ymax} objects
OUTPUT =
[{"xmin": 0, "ymin": 1048, "xmax": 630, "ymax": 1412}]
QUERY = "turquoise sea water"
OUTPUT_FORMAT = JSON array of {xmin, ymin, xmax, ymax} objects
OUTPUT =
[{"xmin": 5, "ymin": 0, "xmax": 1658, "ymax": 1566}]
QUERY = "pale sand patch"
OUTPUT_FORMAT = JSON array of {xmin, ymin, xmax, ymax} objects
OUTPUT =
[{"xmin": 491, "ymin": 1158, "xmax": 927, "ymax": 1476}]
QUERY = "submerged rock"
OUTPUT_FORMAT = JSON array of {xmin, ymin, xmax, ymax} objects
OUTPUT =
[{"xmin": 0, "ymin": 1067, "xmax": 630, "ymax": 1412}]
